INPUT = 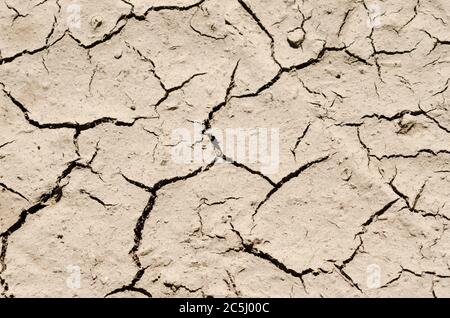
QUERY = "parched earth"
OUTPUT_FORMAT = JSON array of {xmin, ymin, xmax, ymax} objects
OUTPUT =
[{"xmin": 1, "ymin": 0, "xmax": 450, "ymax": 298}]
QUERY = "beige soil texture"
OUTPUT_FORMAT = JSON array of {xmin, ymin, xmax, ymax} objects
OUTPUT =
[{"xmin": 1, "ymin": 0, "xmax": 450, "ymax": 298}]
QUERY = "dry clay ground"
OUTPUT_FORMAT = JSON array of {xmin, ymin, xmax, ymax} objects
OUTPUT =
[{"xmin": 0, "ymin": 0, "xmax": 450, "ymax": 298}]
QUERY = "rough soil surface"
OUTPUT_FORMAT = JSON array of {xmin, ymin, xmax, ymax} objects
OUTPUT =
[{"xmin": 1, "ymin": 0, "xmax": 450, "ymax": 298}]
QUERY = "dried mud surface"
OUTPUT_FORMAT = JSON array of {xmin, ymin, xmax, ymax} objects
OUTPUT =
[{"xmin": 1, "ymin": 0, "xmax": 450, "ymax": 298}]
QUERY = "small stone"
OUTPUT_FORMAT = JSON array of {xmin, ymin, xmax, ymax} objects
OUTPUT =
[
  {"xmin": 90, "ymin": 16, "xmax": 103, "ymax": 29},
  {"xmin": 114, "ymin": 49, "xmax": 123, "ymax": 59},
  {"xmin": 287, "ymin": 29, "xmax": 305, "ymax": 49},
  {"xmin": 41, "ymin": 81, "xmax": 50, "ymax": 90},
  {"xmin": 397, "ymin": 119, "xmax": 415, "ymax": 134},
  {"xmin": 341, "ymin": 168, "xmax": 352, "ymax": 181}
]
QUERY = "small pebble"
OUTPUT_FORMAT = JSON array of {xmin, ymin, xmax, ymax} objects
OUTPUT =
[
  {"xmin": 90, "ymin": 16, "xmax": 103, "ymax": 29},
  {"xmin": 341, "ymin": 168, "xmax": 352, "ymax": 181},
  {"xmin": 114, "ymin": 49, "xmax": 123, "ymax": 59},
  {"xmin": 287, "ymin": 29, "xmax": 305, "ymax": 49}
]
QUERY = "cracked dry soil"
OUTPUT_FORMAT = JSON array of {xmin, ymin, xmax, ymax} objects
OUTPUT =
[{"xmin": 1, "ymin": 0, "xmax": 450, "ymax": 298}]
